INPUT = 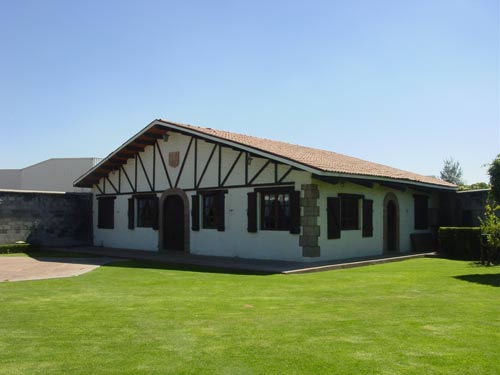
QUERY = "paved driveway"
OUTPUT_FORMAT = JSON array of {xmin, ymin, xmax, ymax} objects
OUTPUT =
[{"xmin": 0, "ymin": 257, "xmax": 118, "ymax": 282}]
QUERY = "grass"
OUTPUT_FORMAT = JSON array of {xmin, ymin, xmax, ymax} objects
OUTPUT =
[{"xmin": 0, "ymin": 257, "xmax": 498, "ymax": 374}]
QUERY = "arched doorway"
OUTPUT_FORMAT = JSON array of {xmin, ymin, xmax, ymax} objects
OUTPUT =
[
  {"xmin": 159, "ymin": 188, "xmax": 190, "ymax": 252},
  {"xmin": 383, "ymin": 193, "xmax": 400, "ymax": 252}
]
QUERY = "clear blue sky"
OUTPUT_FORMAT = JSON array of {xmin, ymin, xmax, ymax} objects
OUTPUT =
[{"xmin": 1, "ymin": 0, "xmax": 498, "ymax": 183}]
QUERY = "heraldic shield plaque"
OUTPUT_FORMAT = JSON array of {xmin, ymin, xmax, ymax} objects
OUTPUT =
[{"xmin": 169, "ymin": 151, "xmax": 180, "ymax": 168}]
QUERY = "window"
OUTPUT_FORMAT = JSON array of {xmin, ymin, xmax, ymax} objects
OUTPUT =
[
  {"xmin": 203, "ymin": 192, "xmax": 218, "ymax": 229},
  {"xmin": 414, "ymin": 195, "xmax": 428, "ymax": 229},
  {"xmin": 137, "ymin": 195, "xmax": 157, "ymax": 228},
  {"xmin": 340, "ymin": 195, "xmax": 360, "ymax": 230},
  {"xmin": 261, "ymin": 191, "xmax": 291, "ymax": 230},
  {"xmin": 198, "ymin": 190, "xmax": 225, "ymax": 231},
  {"xmin": 97, "ymin": 197, "xmax": 115, "ymax": 229}
]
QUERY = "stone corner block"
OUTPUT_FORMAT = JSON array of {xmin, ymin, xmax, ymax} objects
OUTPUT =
[{"xmin": 302, "ymin": 246, "xmax": 320, "ymax": 257}]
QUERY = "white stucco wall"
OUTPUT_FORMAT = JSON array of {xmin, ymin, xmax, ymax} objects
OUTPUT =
[
  {"xmin": 94, "ymin": 194, "xmax": 159, "ymax": 250},
  {"xmin": 315, "ymin": 179, "xmax": 438, "ymax": 261},
  {"xmin": 189, "ymin": 172, "xmax": 310, "ymax": 261}
]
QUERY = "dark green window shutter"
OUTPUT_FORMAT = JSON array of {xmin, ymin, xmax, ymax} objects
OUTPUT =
[
  {"xmin": 290, "ymin": 190, "xmax": 301, "ymax": 234},
  {"xmin": 152, "ymin": 196, "xmax": 159, "ymax": 230},
  {"xmin": 327, "ymin": 197, "xmax": 341, "ymax": 239},
  {"xmin": 414, "ymin": 195, "xmax": 429, "ymax": 229},
  {"xmin": 362, "ymin": 199, "xmax": 373, "ymax": 237},
  {"xmin": 216, "ymin": 191, "xmax": 225, "ymax": 231},
  {"xmin": 247, "ymin": 192, "xmax": 257, "ymax": 233},
  {"xmin": 191, "ymin": 195, "xmax": 200, "ymax": 231},
  {"xmin": 128, "ymin": 198, "xmax": 135, "ymax": 230}
]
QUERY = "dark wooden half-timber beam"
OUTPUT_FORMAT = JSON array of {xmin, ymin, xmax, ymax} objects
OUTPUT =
[
  {"xmin": 249, "ymin": 159, "xmax": 272, "ymax": 185},
  {"xmin": 196, "ymin": 143, "xmax": 217, "ymax": 188},
  {"xmin": 120, "ymin": 166, "xmax": 135, "ymax": 192},
  {"xmin": 155, "ymin": 140, "xmax": 173, "ymax": 189},
  {"xmin": 175, "ymin": 137, "xmax": 194, "ymax": 188},
  {"xmin": 94, "ymin": 183, "xmax": 104, "ymax": 194},
  {"xmin": 278, "ymin": 166, "xmax": 294, "ymax": 183},
  {"xmin": 221, "ymin": 151, "xmax": 243, "ymax": 187},
  {"xmin": 137, "ymin": 153, "xmax": 154, "ymax": 191},
  {"xmin": 105, "ymin": 176, "xmax": 119, "ymax": 194}
]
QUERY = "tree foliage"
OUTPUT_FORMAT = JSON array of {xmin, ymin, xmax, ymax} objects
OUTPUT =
[
  {"xmin": 440, "ymin": 157, "xmax": 464, "ymax": 185},
  {"xmin": 487, "ymin": 154, "xmax": 500, "ymax": 203},
  {"xmin": 479, "ymin": 204, "xmax": 500, "ymax": 265},
  {"xmin": 458, "ymin": 182, "xmax": 490, "ymax": 191}
]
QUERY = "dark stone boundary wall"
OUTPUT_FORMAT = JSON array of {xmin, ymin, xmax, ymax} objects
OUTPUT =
[{"xmin": 0, "ymin": 190, "xmax": 92, "ymax": 246}]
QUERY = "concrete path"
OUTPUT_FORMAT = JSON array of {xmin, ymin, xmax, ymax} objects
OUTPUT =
[
  {"xmin": 0, "ymin": 257, "xmax": 118, "ymax": 282},
  {"xmin": 52, "ymin": 246, "xmax": 436, "ymax": 274}
]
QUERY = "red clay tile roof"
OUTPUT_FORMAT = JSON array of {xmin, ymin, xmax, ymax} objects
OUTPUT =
[
  {"xmin": 74, "ymin": 118, "xmax": 456, "ymax": 189},
  {"xmin": 160, "ymin": 120, "xmax": 456, "ymax": 189}
]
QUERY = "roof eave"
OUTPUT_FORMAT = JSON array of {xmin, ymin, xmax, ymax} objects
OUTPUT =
[{"xmin": 314, "ymin": 171, "xmax": 457, "ymax": 191}]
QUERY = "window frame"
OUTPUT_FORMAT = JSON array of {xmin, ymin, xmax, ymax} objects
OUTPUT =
[
  {"xmin": 202, "ymin": 192, "xmax": 219, "ymax": 229},
  {"xmin": 339, "ymin": 194, "xmax": 362, "ymax": 231},
  {"xmin": 136, "ymin": 195, "xmax": 157, "ymax": 228},
  {"xmin": 259, "ymin": 189, "xmax": 292, "ymax": 231}
]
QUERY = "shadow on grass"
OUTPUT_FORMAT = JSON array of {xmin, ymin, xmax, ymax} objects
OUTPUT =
[
  {"xmin": 454, "ymin": 273, "xmax": 500, "ymax": 287},
  {"xmin": 103, "ymin": 259, "xmax": 273, "ymax": 276}
]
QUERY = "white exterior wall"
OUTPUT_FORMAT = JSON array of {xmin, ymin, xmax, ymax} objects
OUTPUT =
[
  {"xmin": 316, "ymin": 179, "xmax": 439, "ymax": 261},
  {"xmin": 189, "ymin": 173, "xmax": 310, "ymax": 261},
  {"xmin": 93, "ymin": 194, "xmax": 159, "ymax": 250},
  {"xmin": 93, "ymin": 132, "xmax": 311, "ymax": 260}
]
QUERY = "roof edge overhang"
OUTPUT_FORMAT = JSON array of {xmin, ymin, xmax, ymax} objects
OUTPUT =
[{"xmin": 74, "ymin": 119, "xmax": 457, "ymax": 192}]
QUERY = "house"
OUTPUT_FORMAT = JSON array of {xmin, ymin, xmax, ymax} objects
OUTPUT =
[
  {"xmin": 0, "ymin": 158, "xmax": 101, "ymax": 192},
  {"xmin": 74, "ymin": 119, "xmax": 456, "ymax": 261}
]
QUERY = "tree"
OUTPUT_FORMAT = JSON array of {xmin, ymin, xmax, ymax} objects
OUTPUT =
[
  {"xmin": 458, "ymin": 182, "xmax": 490, "ymax": 191},
  {"xmin": 488, "ymin": 154, "xmax": 500, "ymax": 203},
  {"xmin": 440, "ymin": 157, "xmax": 464, "ymax": 185},
  {"xmin": 479, "ymin": 204, "xmax": 500, "ymax": 266}
]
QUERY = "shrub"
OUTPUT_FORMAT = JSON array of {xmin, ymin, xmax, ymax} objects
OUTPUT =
[
  {"xmin": 0, "ymin": 243, "xmax": 35, "ymax": 254},
  {"xmin": 439, "ymin": 227, "xmax": 481, "ymax": 260},
  {"xmin": 479, "ymin": 204, "xmax": 500, "ymax": 265}
]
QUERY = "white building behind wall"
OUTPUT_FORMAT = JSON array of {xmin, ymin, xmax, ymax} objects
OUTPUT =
[
  {"xmin": 74, "ymin": 119, "xmax": 456, "ymax": 262},
  {"xmin": 0, "ymin": 158, "xmax": 101, "ymax": 192}
]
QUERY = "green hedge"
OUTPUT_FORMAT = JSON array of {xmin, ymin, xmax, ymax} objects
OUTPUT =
[
  {"xmin": 0, "ymin": 243, "xmax": 35, "ymax": 254},
  {"xmin": 439, "ymin": 227, "xmax": 481, "ymax": 260}
]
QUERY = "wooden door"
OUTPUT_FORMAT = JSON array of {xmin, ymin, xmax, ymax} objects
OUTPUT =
[{"xmin": 163, "ymin": 195, "xmax": 185, "ymax": 251}]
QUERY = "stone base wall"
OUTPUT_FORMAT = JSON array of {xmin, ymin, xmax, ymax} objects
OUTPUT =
[
  {"xmin": 300, "ymin": 184, "xmax": 320, "ymax": 257},
  {"xmin": 0, "ymin": 190, "xmax": 92, "ymax": 246}
]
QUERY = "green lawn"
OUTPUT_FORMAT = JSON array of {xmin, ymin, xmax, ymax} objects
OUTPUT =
[{"xmin": 0, "ymin": 256, "xmax": 498, "ymax": 374}]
